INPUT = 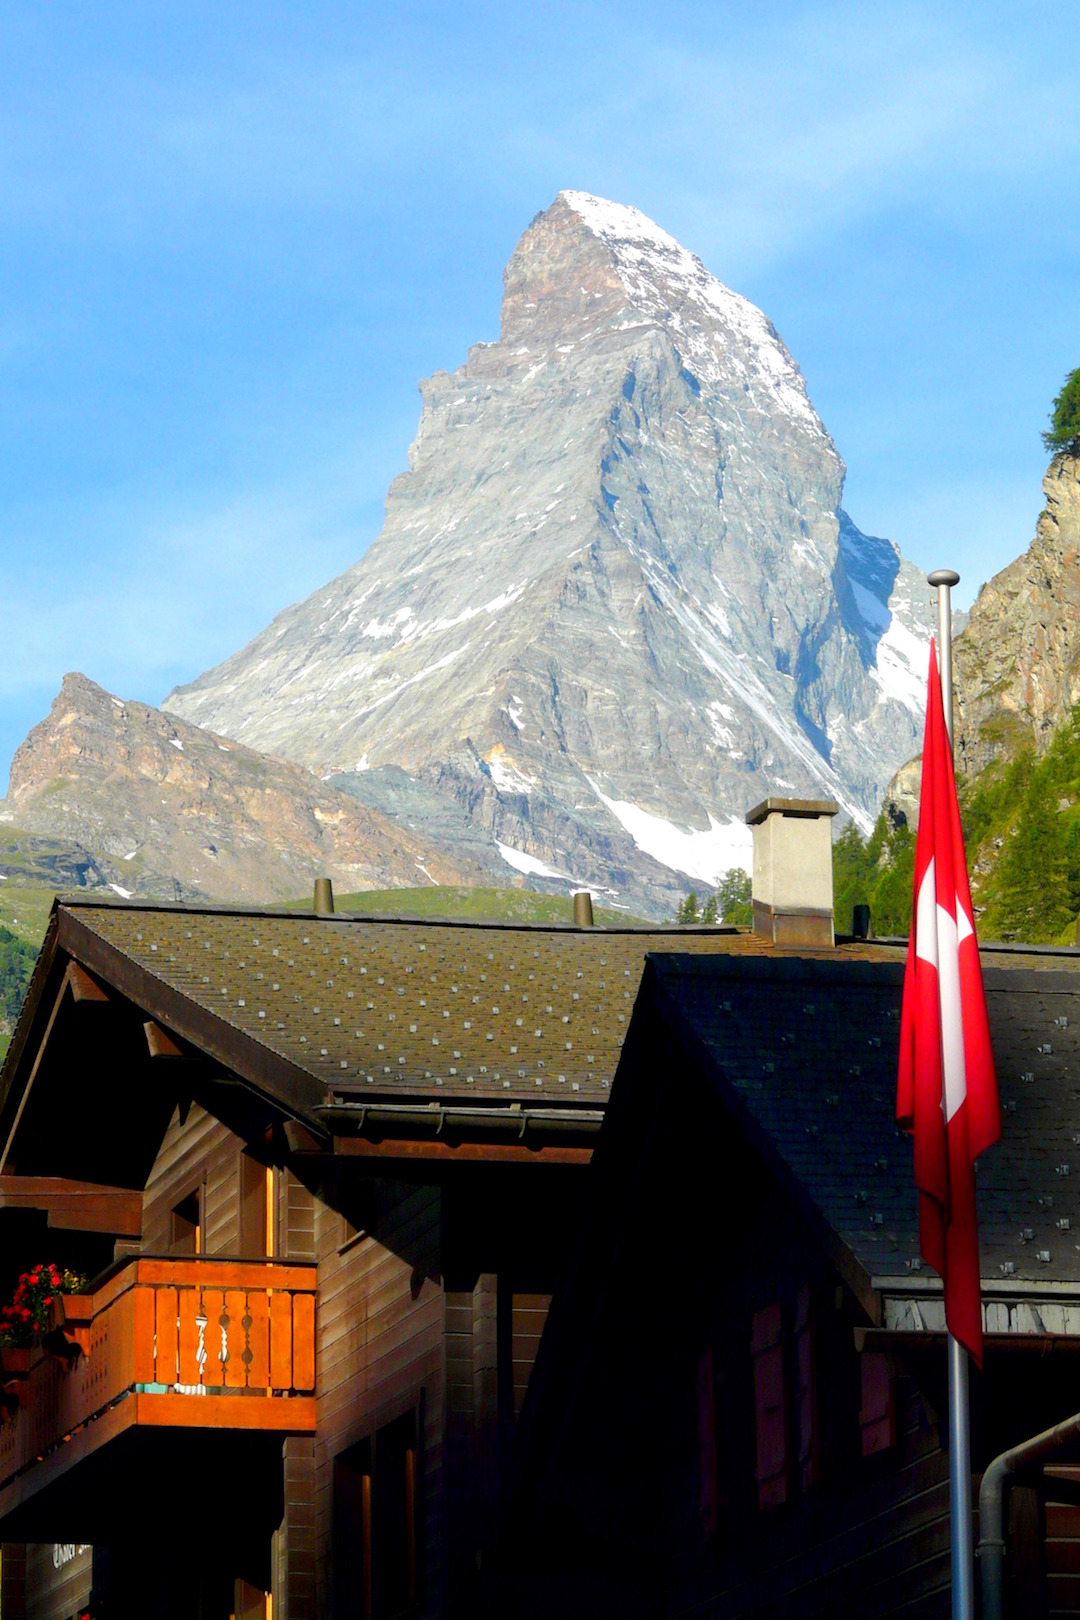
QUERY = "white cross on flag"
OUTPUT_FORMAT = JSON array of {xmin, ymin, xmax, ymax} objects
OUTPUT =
[{"xmin": 896, "ymin": 640, "xmax": 1000, "ymax": 1365}]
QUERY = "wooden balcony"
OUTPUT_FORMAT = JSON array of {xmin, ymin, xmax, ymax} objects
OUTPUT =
[{"xmin": 0, "ymin": 1257, "xmax": 316, "ymax": 1539}]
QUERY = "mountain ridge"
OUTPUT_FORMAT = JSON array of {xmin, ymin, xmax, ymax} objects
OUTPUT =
[
  {"xmin": 165, "ymin": 191, "xmax": 936, "ymax": 913},
  {"xmin": 1, "ymin": 672, "xmax": 496, "ymax": 906}
]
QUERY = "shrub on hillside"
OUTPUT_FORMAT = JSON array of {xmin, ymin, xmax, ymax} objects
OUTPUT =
[
  {"xmin": 1043, "ymin": 366, "xmax": 1080, "ymax": 457},
  {"xmin": 832, "ymin": 814, "xmax": 916, "ymax": 939},
  {"xmin": 0, "ymin": 925, "xmax": 35, "ymax": 1033}
]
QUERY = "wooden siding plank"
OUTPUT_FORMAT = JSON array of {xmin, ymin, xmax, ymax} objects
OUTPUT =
[
  {"xmin": 271, "ymin": 1291, "xmax": 293, "ymax": 1389},
  {"xmin": 202, "ymin": 1288, "xmax": 226, "ymax": 1386},
  {"xmin": 155, "ymin": 1286, "xmax": 178, "ymax": 1387},
  {"xmin": 247, "ymin": 1288, "xmax": 270, "ymax": 1390},
  {"xmin": 132, "ymin": 1281, "xmax": 156, "ymax": 1385},
  {"xmin": 177, "ymin": 1287, "xmax": 201, "ymax": 1386},
  {"xmin": 292, "ymin": 1292, "xmax": 316, "ymax": 1391},
  {"xmin": 224, "ymin": 1289, "xmax": 247, "ymax": 1388}
]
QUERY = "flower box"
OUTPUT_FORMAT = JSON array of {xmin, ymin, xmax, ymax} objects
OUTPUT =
[
  {"xmin": 52, "ymin": 1293, "xmax": 93, "ymax": 1357},
  {"xmin": 0, "ymin": 1345, "xmax": 31, "ymax": 1381}
]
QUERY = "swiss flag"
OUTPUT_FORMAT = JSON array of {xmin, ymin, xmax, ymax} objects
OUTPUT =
[{"xmin": 896, "ymin": 639, "xmax": 1000, "ymax": 1365}]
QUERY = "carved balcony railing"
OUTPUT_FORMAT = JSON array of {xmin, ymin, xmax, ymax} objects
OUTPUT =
[{"xmin": 0, "ymin": 1257, "xmax": 316, "ymax": 1520}]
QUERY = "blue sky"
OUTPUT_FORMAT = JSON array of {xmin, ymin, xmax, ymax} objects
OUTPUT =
[{"xmin": 2, "ymin": 1, "xmax": 1079, "ymax": 787}]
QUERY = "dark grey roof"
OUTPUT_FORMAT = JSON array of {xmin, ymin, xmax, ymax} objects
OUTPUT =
[
  {"xmin": 32, "ymin": 900, "xmax": 900, "ymax": 1108},
  {"xmin": 647, "ymin": 953, "xmax": 1080, "ymax": 1286}
]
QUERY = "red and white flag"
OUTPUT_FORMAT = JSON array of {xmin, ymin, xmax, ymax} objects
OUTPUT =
[{"xmin": 896, "ymin": 639, "xmax": 1000, "ymax": 1365}]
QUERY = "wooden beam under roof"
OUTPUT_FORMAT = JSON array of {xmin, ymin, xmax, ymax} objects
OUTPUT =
[
  {"xmin": 0, "ymin": 1175, "xmax": 143, "ymax": 1236},
  {"xmin": 143, "ymin": 1020, "xmax": 183, "ymax": 1060},
  {"xmin": 334, "ymin": 1135, "xmax": 592, "ymax": 1166},
  {"xmin": 68, "ymin": 963, "xmax": 108, "ymax": 1004}
]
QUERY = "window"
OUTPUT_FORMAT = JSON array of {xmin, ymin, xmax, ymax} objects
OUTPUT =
[
  {"xmin": 751, "ymin": 1303, "xmax": 788, "ymax": 1509},
  {"xmin": 794, "ymin": 1285, "xmax": 818, "ymax": 1492},
  {"xmin": 750, "ymin": 1287, "xmax": 820, "ymax": 1511},
  {"xmin": 374, "ymin": 1412, "xmax": 419, "ymax": 1617},
  {"xmin": 169, "ymin": 1189, "xmax": 202, "ymax": 1255},
  {"xmin": 697, "ymin": 1344, "xmax": 720, "ymax": 1541},
  {"xmin": 333, "ymin": 1412, "xmax": 420, "ymax": 1619},
  {"xmin": 334, "ymin": 1438, "xmax": 373, "ymax": 1619},
  {"xmin": 859, "ymin": 1353, "xmax": 895, "ymax": 1457},
  {"xmin": 240, "ymin": 1151, "xmax": 273, "ymax": 1257}
]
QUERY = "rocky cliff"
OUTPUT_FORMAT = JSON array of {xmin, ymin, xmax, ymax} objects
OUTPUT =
[
  {"xmin": 2, "ymin": 674, "xmax": 491, "ymax": 905},
  {"xmin": 955, "ymin": 454, "xmax": 1080, "ymax": 776},
  {"xmin": 165, "ymin": 192, "xmax": 935, "ymax": 916}
]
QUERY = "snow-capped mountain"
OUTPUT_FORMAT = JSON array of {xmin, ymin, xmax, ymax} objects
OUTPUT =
[{"xmin": 166, "ymin": 192, "xmax": 934, "ymax": 917}]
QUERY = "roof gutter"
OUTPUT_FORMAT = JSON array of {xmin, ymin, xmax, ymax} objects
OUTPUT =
[
  {"xmin": 978, "ymin": 1408, "xmax": 1080, "ymax": 1620},
  {"xmin": 316, "ymin": 1099, "xmax": 604, "ymax": 1144}
]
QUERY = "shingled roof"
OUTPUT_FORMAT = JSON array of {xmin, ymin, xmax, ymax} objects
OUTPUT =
[
  {"xmin": 9, "ymin": 898, "xmax": 901, "ymax": 1098},
  {"xmin": 6, "ymin": 897, "xmax": 1080, "ymax": 1202},
  {"xmin": 0, "ymin": 898, "xmax": 906, "ymax": 1175},
  {"xmin": 646, "ymin": 951, "xmax": 1080, "ymax": 1299}
]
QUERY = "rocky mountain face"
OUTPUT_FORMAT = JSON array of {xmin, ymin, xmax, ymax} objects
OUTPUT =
[
  {"xmin": 1, "ymin": 674, "xmax": 491, "ymax": 906},
  {"xmin": 165, "ymin": 193, "xmax": 935, "ymax": 918},
  {"xmin": 955, "ymin": 454, "xmax": 1080, "ymax": 776}
]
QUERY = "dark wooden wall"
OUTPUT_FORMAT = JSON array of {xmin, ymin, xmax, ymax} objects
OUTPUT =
[
  {"xmin": 24, "ymin": 1544, "xmax": 92, "ymax": 1620},
  {"xmin": 141, "ymin": 1102, "xmax": 244, "ymax": 1255},
  {"xmin": 1045, "ymin": 1495, "xmax": 1080, "ymax": 1618},
  {"xmin": 311, "ymin": 1181, "xmax": 444, "ymax": 1618},
  {"xmin": 0, "ymin": 1542, "xmax": 27, "ymax": 1619}
]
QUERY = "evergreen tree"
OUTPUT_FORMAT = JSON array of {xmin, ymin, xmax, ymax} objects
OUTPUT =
[
  {"xmin": 830, "ymin": 813, "xmax": 917, "ymax": 939},
  {"xmin": 832, "ymin": 821, "xmax": 873, "ymax": 935},
  {"xmin": 868, "ymin": 821, "xmax": 916, "ymax": 936},
  {"xmin": 700, "ymin": 894, "xmax": 719, "ymax": 925},
  {"xmin": 1042, "ymin": 367, "xmax": 1080, "ymax": 457},
  {"xmin": 676, "ymin": 891, "xmax": 700, "ymax": 923},
  {"xmin": 992, "ymin": 772, "xmax": 1072, "ymax": 941},
  {"xmin": 0, "ymin": 925, "xmax": 35, "ymax": 1030},
  {"xmin": 714, "ymin": 868, "xmax": 752, "ymax": 925}
]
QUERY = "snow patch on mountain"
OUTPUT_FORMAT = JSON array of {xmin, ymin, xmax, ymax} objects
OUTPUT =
[
  {"xmin": 561, "ymin": 190, "xmax": 826, "ymax": 441},
  {"xmin": 589, "ymin": 781, "xmax": 752, "ymax": 885}
]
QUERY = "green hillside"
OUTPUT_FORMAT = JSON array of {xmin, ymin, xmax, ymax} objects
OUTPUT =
[
  {"xmin": 832, "ymin": 813, "xmax": 916, "ymax": 940},
  {"xmin": 276, "ymin": 885, "xmax": 648, "ymax": 926},
  {"xmin": 0, "ymin": 883, "xmax": 60, "ymax": 948},
  {"xmin": 831, "ymin": 704, "xmax": 1080, "ymax": 947},
  {"xmin": 959, "ymin": 707, "xmax": 1080, "ymax": 943},
  {"xmin": 0, "ymin": 923, "xmax": 38, "ymax": 1060}
]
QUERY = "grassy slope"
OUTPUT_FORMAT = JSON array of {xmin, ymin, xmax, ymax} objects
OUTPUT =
[
  {"xmin": 836, "ymin": 703, "xmax": 1080, "ymax": 947},
  {"xmin": 276, "ymin": 885, "xmax": 649, "ymax": 926},
  {"xmin": 0, "ymin": 923, "xmax": 39, "ymax": 1060},
  {"xmin": 957, "ymin": 709, "xmax": 1080, "ymax": 943},
  {"xmin": 0, "ymin": 883, "xmax": 59, "ymax": 947}
]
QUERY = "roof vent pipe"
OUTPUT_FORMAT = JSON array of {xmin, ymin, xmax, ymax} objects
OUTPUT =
[
  {"xmin": 852, "ymin": 903, "xmax": 872, "ymax": 941},
  {"xmin": 314, "ymin": 877, "xmax": 335, "ymax": 916},
  {"xmin": 745, "ymin": 798, "xmax": 839, "ymax": 948},
  {"xmin": 573, "ymin": 891, "xmax": 595, "ymax": 929}
]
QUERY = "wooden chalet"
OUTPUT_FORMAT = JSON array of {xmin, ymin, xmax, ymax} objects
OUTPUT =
[
  {"xmin": 0, "ymin": 891, "xmax": 830, "ymax": 1619},
  {"xmin": 499, "ymin": 947, "xmax": 1080, "ymax": 1619},
  {"xmin": 4, "ymin": 793, "xmax": 1080, "ymax": 1619}
]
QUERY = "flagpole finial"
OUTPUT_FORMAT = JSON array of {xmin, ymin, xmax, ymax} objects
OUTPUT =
[{"xmin": 927, "ymin": 569, "xmax": 960, "ymax": 751}]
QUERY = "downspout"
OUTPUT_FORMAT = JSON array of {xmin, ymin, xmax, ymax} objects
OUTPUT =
[{"xmin": 979, "ymin": 1409, "xmax": 1080, "ymax": 1620}]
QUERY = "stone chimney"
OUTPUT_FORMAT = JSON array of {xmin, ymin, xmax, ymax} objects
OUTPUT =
[{"xmin": 745, "ymin": 798, "xmax": 839, "ymax": 947}]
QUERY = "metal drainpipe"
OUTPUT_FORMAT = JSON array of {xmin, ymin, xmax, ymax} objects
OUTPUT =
[{"xmin": 979, "ymin": 1408, "xmax": 1080, "ymax": 1620}]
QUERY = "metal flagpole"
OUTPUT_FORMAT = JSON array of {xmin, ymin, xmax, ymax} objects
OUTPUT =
[{"xmin": 927, "ymin": 566, "xmax": 974, "ymax": 1620}]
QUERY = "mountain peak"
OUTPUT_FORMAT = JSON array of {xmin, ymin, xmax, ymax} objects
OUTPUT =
[
  {"xmin": 166, "ymin": 195, "xmax": 933, "ymax": 916},
  {"xmin": 498, "ymin": 191, "xmax": 826, "ymax": 443}
]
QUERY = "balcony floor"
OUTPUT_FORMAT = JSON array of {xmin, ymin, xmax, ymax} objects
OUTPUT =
[{"xmin": 0, "ymin": 1400, "xmax": 304, "ymax": 1542}]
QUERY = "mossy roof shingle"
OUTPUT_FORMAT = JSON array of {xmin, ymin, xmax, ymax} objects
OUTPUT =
[{"xmin": 53, "ymin": 901, "xmax": 901, "ymax": 1108}]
